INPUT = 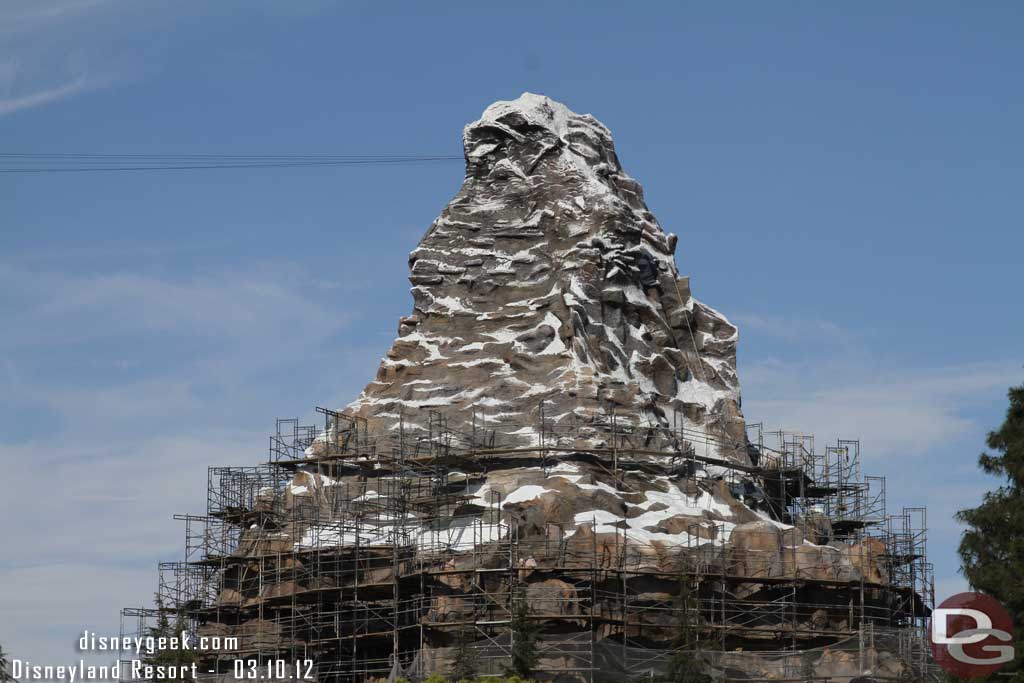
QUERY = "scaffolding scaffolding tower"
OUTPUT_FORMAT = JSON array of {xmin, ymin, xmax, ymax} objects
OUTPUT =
[{"xmin": 122, "ymin": 407, "xmax": 938, "ymax": 683}]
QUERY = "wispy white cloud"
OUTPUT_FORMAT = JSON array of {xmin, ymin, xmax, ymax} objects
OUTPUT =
[
  {"xmin": 0, "ymin": 262, "xmax": 350, "ymax": 352},
  {"xmin": 0, "ymin": 74, "xmax": 113, "ymax": 117},
  {"xmin": 0, "ymin": 426, "xmax": 264, "ymax": 668},
  {"xmin": 0, "ymin": 0, "xmax": 116, "ymax": 36},
  {"xmin": 736, "ymin": 312, "xmax": 1018, "ymax": 457},
  {"xmin": 2, "ymin": 240, "xmax": 246, "ymax": 264},
  {"xmin": 732, "ymin": 312, "xmax": 854, "ymax": 344},
  {"xmin": 0, "ymin": 562, "xmax": 154, "ymax": 662},
  {"xmin": 0, "ymin": 259, "xmax": 379, "ymax": 667},
  {"xmin": 0, "ymin": 432, "xmax": 256, "ymax": 567},
  {"xmin": 742, "ymin": 357, "xmax": 1017, "ymax": 457},
  {"xmin": 0, "ymin": 0, "xmax": 126, "ymax": 117}
]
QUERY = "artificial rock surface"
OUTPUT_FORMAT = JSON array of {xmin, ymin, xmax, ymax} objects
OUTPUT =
[{"xmin": 346, "ymin": 92, "xmax": 745, "ymax": 459}]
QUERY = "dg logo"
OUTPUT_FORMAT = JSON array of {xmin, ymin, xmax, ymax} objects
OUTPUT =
[{"xmin": 930, "ymin": 592, "xmax": 1015, "ymax": 677}]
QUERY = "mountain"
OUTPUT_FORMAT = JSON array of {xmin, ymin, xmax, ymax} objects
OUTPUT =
[
  {"xmin": 346, "ymin": 93, "xmax": 745, "ymax": 463},
  {"xmin": 134, "ymin": 94, "xmax": 934, "ymax": 683}
]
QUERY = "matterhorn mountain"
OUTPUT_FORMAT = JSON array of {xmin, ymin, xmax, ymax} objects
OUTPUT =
[
  {"xmin": 346, "ymin": 93, "xmax": 745, "ymax": 463},
  {"xmin": 130, "ymin": 94, "xmax": 932, "ymax": 683}
]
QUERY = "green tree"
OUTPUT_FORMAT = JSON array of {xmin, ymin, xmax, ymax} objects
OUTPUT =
[
  {"xmin": 451, "ymin": 627, "xmax": 478, "ymax": 682},
  {"xmin": 504, "ymin": 585, "xmax": 539, "ymax": 680},
  {"xmin": 143, "ymin": 594, "xmax": 199, "ymax": 680},
  {"xmin": 956, "ymin": 384, "xmax": 1024, "ymax": 680},
  {"xmin": 666, "ymin": 575, "xmax": 713, "ymax": 683}
]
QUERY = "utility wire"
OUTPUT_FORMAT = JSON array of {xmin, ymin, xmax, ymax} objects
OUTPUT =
[
  {"xmin": 0, "ymin": 152, "xmax": 463, "ymax": 173},
  {"xmin": 0, "ymin": 153, "xmax": 460, "ymax": 159}
]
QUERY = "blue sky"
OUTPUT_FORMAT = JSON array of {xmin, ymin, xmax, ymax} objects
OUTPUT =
[{"xmin": 1, "ymin": 0, "xmax": 1022, "ymax": 667}]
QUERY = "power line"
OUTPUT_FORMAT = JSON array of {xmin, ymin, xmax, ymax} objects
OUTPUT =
[
  {"xmin": 0, "ymin": 153, "xmax": 461, "ymax": 159},
  {"xmin": 0, "ymin": 152, "xmax": 463, "ymax": 173}
]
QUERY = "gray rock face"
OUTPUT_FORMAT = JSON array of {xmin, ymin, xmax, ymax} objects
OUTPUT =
[{"xmin": 347, "ymin": 93, "xmax": 745, "ymax": 461}]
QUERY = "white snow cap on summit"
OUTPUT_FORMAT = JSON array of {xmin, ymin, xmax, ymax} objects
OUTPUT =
[
  {"xmin": 463, "ymin": 93, "xmax": 622, "ymax": 195},
  {"xmin": 464, "ymin": 92, "xmax": 614, "ymax": 146}
]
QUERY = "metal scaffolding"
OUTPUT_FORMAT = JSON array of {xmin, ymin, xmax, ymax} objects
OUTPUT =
[{"xmin": 122, "ymin": 407, "xmax": 938, "ymax": 682}]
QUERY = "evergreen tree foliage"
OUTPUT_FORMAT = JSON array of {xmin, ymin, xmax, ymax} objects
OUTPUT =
[
  {"xmin": 142, "ymin": 594, "xmax": 199, "ymax": 681},
  {"xmin": 451, "ymin": 627, "xmax": 478, "ymax": 682},
  {"xmin": 666, "ymin": 575, "xmax": 713, "ymax": 683},
  {"xmin": 956, "ymin": 384, "xmax": 1024, "ymax": 679},
  {"xmin": 504, "ymin": 585, "xmax": 540, "ymax": 680}
]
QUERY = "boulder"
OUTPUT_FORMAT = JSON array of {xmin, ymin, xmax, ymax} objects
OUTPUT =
[
  {"xmin": 729, "ymin": 521, "xmax": 784, "ymax": 578},
  {"xmin": 842, "ymin": 537, "xmax": 889, "ymax": 584},
  {"xmin": 526, "ymin": 578, "xmax": 579, "ymax": 616}
]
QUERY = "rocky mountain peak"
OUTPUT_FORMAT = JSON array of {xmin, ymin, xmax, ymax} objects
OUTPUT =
[
  {"xmin": 463, "ymin": 92, "xmax": 619, "ymax": 190},
  {"xmin": 347, "ymin": 93, "xmax": 746, "ymax": 462}
]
